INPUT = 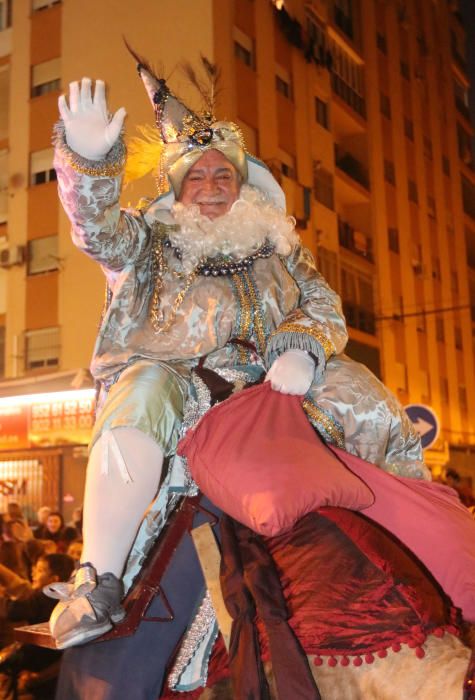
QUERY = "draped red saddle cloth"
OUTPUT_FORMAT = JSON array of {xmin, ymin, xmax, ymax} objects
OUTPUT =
[{"xmin": 161, "ymin": 507, "xmax": 460, "ymax": 699}]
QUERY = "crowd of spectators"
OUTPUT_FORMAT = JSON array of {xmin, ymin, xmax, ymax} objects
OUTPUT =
[{"xmin": 0, "ymin": 503, "xmax": 82, "ymax": 699}]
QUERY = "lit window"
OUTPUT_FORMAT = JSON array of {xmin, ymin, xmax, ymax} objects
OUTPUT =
[
  {"xmin": 27, "ymin": 235, "xmax": 59, "ymax": 275},
  {"xmin": 30, "ymin": 148, "xmax": 57, "ymax": 186},
  {"xmin": 25, "ymin": 327, "xmax": 60, "ymax": 371},
  {"xmin": 31, "ymin": 58, "xmax": 61, "ymax": 97}
]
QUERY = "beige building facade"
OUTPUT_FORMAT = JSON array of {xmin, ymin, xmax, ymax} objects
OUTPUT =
[{"xmin": 0, "ymin": 0, "xmax": 474, "ymax": 505}]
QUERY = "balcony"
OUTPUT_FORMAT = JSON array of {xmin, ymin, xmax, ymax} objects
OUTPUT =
[
  {"xmin": 338, "ymin": 218, "xmax": 373, "ymax": 262},
  {"xmin": 331, "ymin": 73, "xmax": 366, "ymax": 119},
  {"xmin": 335, "ymin": 145, "xmax": 369, "ymax": 191}
]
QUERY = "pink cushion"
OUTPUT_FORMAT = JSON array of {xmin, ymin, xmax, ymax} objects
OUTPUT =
[
  {"xmin": 178, "ymin": 383, "xmax": 374, "ymax": 537},
  {"xmin": 330, "ymin": 446, "xmax": 475, "ymax": 622}
]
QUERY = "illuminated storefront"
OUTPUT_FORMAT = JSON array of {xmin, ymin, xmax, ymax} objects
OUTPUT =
[{"xmin": 0, "ymin": 370, "xmax": 94, "ymax": 521}]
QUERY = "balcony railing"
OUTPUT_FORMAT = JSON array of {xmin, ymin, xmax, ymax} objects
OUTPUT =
[
  {"xmin": 343, "ymin": 301, "xmax": 376, "ymax": 335},
  {"xmin": 335, "ymin": 146, "xmax": 370, "ymax": 190},
  {"xmin": 331, "ymin": 73, "xmax": 366, "ymax": 118},
  {"xmin": 338, "ymin": 218, "xmax": 373, "ymax": 262}
]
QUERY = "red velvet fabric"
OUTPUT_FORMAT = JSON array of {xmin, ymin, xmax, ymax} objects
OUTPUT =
[
  {"xmin": 256, "ymin": 508, "xmax": 456, "ymax": 660},
  {"xmin": 161, "ymin": 509, "xmax": 458, "ymax": 698},
  {"xmin": 329, "ymin": 445, "xmax": 475, "ymax": 622}
]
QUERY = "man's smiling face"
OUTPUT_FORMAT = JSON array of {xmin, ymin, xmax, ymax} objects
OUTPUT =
[{"xmin": 178, "ymin": 149, "xmax": 241, "ymax": 219}]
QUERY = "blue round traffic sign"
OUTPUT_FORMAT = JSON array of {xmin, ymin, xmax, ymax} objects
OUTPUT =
[{"xmin": 405, "ymin": 404, "xmax": 440, "ymax": 449}]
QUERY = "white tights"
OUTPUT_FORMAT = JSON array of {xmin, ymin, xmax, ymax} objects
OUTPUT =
[{"xmin": 81, "ymin": 427, "xmax": 164, "ymax": 577}]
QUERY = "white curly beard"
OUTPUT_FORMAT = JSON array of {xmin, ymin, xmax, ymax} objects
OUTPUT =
[{"xmin": 170, "ymin": 185, "xmax": 299, "ymax": 274}]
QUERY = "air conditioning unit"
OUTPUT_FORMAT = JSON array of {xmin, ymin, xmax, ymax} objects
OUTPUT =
[{"xmin": 0, "ymin": 246, "xmax": 26, "ymax": 268}]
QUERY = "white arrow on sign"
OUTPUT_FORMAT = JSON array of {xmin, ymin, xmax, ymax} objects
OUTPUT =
[{"xmin": 413, "ymin": 417, "xmax": 434, "ymax": 438}]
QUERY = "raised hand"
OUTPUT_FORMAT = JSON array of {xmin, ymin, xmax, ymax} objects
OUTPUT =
[
  {"xmin": 265, "ymin": 349, "xmax": 315, "ymax": 395},
  {"xmin": 58, "ymin": 78, "xmax": 126, "ymax": 161}
]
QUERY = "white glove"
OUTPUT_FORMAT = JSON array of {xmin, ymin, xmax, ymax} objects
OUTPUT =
[
  {"xmin": 58, "ymin": 78, "xmax": 126, "ymax": 160},
  {"xmin": 265, "ymin": 349, "xmax": 315, "ymax": 395}
]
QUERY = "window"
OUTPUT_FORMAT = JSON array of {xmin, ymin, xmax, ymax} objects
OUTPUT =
[
  {"xmin": 30, "ymin": 148, "xmax": 56, "ymax": 185},
  {"xmin": 313, "ymin": 164, "xmax": 334, "ymax": 210},
  {"xmin": 315, "ymin": 97, "xmax": 329, "ymax": 129},
  {"xmin": 27, "ymin": 235, "xmax": 59, "ymax": 275},
  {"xmin": 376, "ymin": 32, "xmax": 387, "ymax": 54},
  {"xmin": 455, "ymin": 327, "xmax": 463, "ymax": 351},
  {"xmin": 25, "ymin": 327, "xmax": 60, "ymax": 371},
  {"xmin": 279, "ymin": 150, "xmax": 296, "ymax": 179},
  {"xmin": 233, "ymin": 27, "xmax": 255, "ymax": 69},
  {"xmin": 276, "ymin": 75, "xmax": 292, "ymax": 99},
  {"xmin": 436, "ymin": 317, "xmax": 444, "ymax": 342},
  {"xmin": 31, "ymin": 58, "xmax": 61, "ymax": 97},
  {"xmin": 32, "ymin": 0, "xmax": 61, "ymax": 10},
  {"xmin": 408, "ymin": 179, "xmax": 418, "ymax": 203},
  {"xmin": 341, "ymin": 266, "xmax": 375, "ymax": 335},
  {"xmin": 306, "ymin": 11, "xmax": 327, "ymax": 62},
  {"xmin": 388, "ymin": 227, "xmax": 399, "ymax": 253},
  {"xmin": 400, "ymin": 60, "xmax": 410, "ymax": 80},
  {"xmin": 384, "ymin": 159, "xmax": 395, "ymax": 185},
  {"xmin": 380, "ymin": 92, "xmax": 391, "ymax": 119},
  {"xmin": 0, "ymin": 0, "xmax": 12, "ymax": 30},
  {"xmin": 442, "ymin": 155, "xmax": 450, "ymax": 176},
  {"xmin": 334, "ymin": 0, "xmax": 354, "ymax": 40},
  {"xmin": 404, "ymin": 117, "xmax": 414, "ymax": 141}
]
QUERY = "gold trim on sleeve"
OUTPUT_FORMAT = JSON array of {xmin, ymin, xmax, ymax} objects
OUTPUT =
[{"xmin": 269, "ymin": 322, "xmax": 335, "ymax": 360}]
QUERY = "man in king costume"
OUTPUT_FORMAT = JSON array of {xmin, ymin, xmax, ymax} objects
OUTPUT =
[{"xmin": 45, "ymin": 53, "xmax": 445, "ymax": 697}]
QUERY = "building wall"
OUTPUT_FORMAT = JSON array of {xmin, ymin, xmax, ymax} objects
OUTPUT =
[
  {"xmin": 214, "ymin": 0, "xmax": 475, "ymax": 472},
  {"xmin": 1, "ymin": 0, "xmax": 474, "ymax": 474}
]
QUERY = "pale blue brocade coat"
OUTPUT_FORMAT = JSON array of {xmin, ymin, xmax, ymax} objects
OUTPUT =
[{"xmin": 54, "ymin": 141, "xmax": 426, "ymax": 480}]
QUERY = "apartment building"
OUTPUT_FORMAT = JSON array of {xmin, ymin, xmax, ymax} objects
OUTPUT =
[{"xmin": 0, "ymin": 0, "xmax": 473, "ymax": 515}]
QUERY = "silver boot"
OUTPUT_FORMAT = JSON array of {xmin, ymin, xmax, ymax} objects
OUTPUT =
[{"xmin": 45, "ymin": 563, "xmax": 125, "ymax": 650}]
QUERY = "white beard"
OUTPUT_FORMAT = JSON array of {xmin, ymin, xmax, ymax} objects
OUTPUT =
[{"xmin": 170, "ymin": 185, "xmax": 299, "ymax": 275}]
